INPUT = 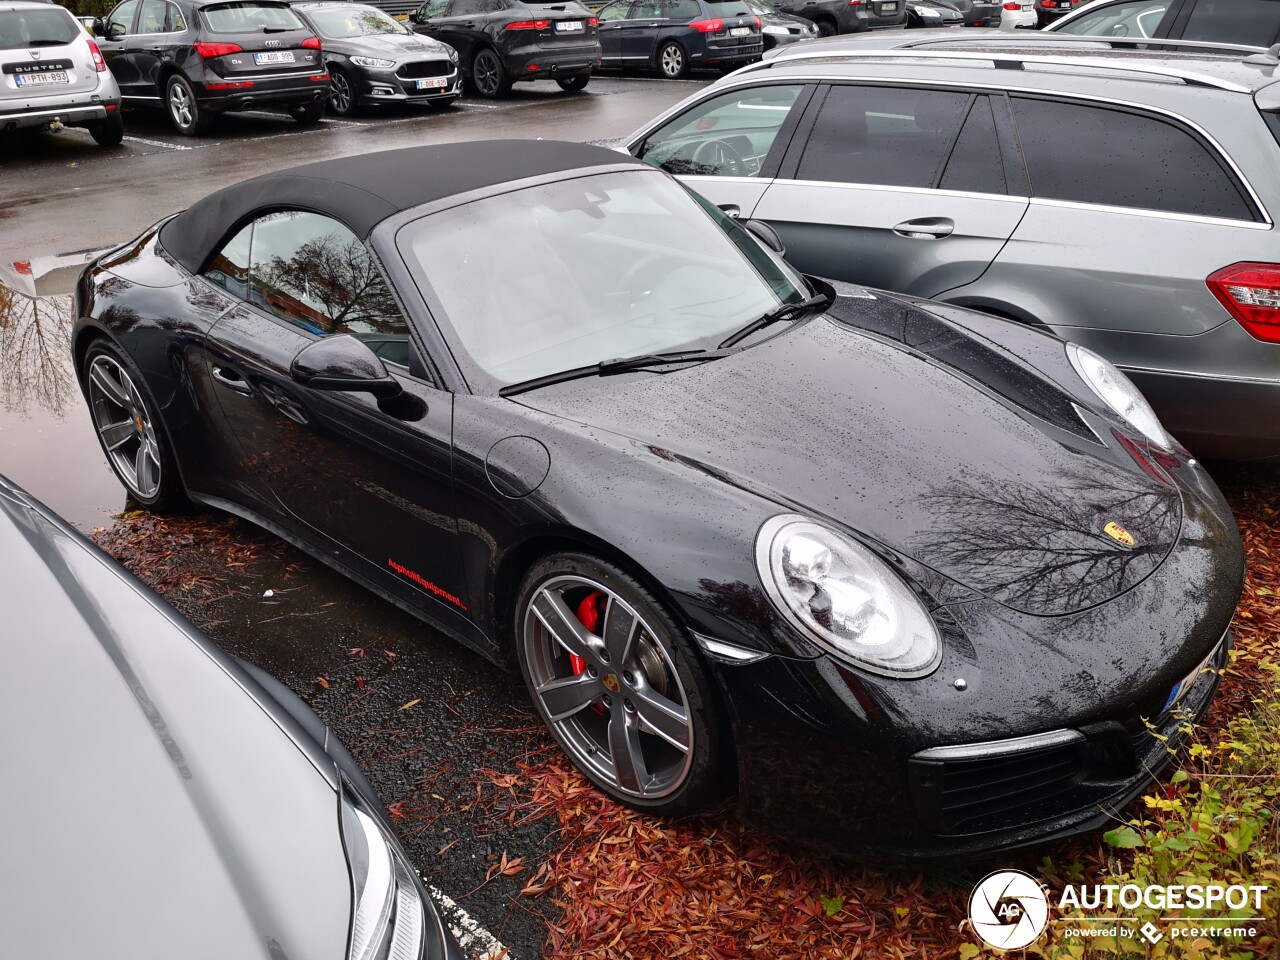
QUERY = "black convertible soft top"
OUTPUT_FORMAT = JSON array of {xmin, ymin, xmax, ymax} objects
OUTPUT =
[{"xmin": 159, "ymin": 140, "xmax": 643, "ymax": 275}]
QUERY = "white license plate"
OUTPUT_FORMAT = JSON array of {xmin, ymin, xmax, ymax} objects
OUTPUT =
[
  {"xmin": 253, "ymin": 50, "xmax": 296, "ymax": 64},
  {"xmin": 15, "ymin": 71, "xmax": 70, "ymax": 86},
  {"xmin": 729, "ymin": 25, "xmax": 751, "ymax": 35},
  {"xmin": 555, "ymin": 20, "xmax": 583, "ymax": 31},
  {"xmin": 882, "ymin": 1, "xmax": 897, "ymax": 8},
  {"xmin": 415, "ymin": 77, "xmax": 448, "ymax": 88}
]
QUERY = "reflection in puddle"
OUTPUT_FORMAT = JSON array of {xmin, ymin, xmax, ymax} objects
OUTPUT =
[{"xmin": 0, "ymin": 251, "xmax": 127, "ymax": 529}]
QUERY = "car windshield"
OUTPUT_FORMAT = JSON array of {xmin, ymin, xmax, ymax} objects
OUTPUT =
[
  {"xmin": 202, "ymin": 1, "xmax": 305, "ymax": 32},
  {"xmin": 308, "ymin": 5, "xmax": 409, "ymax": 36},
  {"xmin": 0, "ymin": 8, "xmax": 79, "ymax": 48},
  {"xmin": 398, "ymin": 170, "xmax": 809, "ymax": 392}
]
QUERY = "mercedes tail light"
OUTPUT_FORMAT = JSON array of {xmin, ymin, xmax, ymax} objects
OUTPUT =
[
  {"xmin": 689, "ymin": 17, "xmax": 725, "ymax": 30},
  {"xmin": 87, "ymin": 39, "xmax": 107, "ymax": 71},
  {"xmin": 193, "ymin": 41, "xmax": 242, "ymax": 58},
  {"xmin": 1207, "ymin": 262, "xmax": 1280, "ymax": 343},
  {"xmin": 505, "ymin": 18, "xmax": 551, "ymax": 28}
]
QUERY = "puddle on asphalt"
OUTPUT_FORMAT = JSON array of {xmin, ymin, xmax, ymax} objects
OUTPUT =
[{"xmin": 0, "ymin": 250, "xmax": 127, "ymax": 529}]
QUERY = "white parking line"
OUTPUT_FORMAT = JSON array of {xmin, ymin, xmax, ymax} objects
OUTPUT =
[
  {"xmin": 122, "ymin": 134, "xmax": 192, "ymax": 151},
  {"xmin": 427, "ymin": 883, "xmax": 515, "ymax": 960}
]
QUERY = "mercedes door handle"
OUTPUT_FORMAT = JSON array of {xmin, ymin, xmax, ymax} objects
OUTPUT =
[
  {"xmin": 211, "ymin": 366, "xmax": 252, "ymax": 395},
  {"xmin": 892, "ymin": 217, "xmax": 954, "ymax": 239}
]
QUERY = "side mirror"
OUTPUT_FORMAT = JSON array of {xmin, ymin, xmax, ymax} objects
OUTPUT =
[
  {"xmin": 717, "ymin": 202, "xmax": 742, "ymax": 219},
  {"xmin": 745, "ymin": 218, "xmax": 785, "ymax": 256},
  {"xmin": 82, "ymin": 16, "xmax": 100, "ymax": 33},
  {"xmin": 291, "ymin": 335, "xmax": 403, "ymax": 399}
]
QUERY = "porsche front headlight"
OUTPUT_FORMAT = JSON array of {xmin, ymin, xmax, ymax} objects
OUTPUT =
[
  {"xmin": 1067, "ymin": 342, "xmax": 1172, "ymax": 450},
  {"xmin": 755, "ymin": 515, "xmax": 941, "ymax": 678}
]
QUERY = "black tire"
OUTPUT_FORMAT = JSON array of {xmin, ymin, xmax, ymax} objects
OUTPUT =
[
  {"xmin": 88, "ymin": 110, "xmax": 124, "ymax": 146},
  {"xmin": 556, "ymin": 72, "xmax": 590, "ymax": 92},
  {"xmin": 514, "ymin": 551, "xmax": 730, "ymax": 815},
  {"xmin": 814, "ymin": 16, "xmax": 837, "ymax": 35},
  {"xmin": 290, "ymin": 99, "xmax": 326, "ymax": 125},
  {"xmin": 470, "ymin": 47, "xmax": 511, "ymax": 98},
  {"xmin": 327, "ymin": 66, "xmax": 360, "ymax": 117},
  {"xmin": 655, "ymin": 40, "xmax": 688, "ymax": 79},
  {"xmin": 82, "ymin": 338, "xmax": 186, "ymax": 512},
  {"xmin": 164, "ymin": 74, "xmax": 214, "ymax": 136}
]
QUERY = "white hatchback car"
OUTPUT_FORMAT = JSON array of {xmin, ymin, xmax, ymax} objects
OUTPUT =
[
  {"xmin": 0, "ymin": 0, "xmax": 123, "ymax": 145},
  {"xmin": 1000, "ymin": 0, "xmax": 1036, "ymax": 27}
]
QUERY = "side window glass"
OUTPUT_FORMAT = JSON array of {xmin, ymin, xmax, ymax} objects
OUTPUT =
[
  {"xmin": 638, "ymin": 84, "xmax": 804, "ymax": 177},
  {"xmin": 1182, "ymin": 0, "xmax": 1280, "ymax": 44},
  {"xmin": 797, "ymin": 85, "xmax": 970, "ymax": 188},
  {"xmin": 1054, "ymin": 0, "xmax": 1168, "ymax": 36},
  {"xmin": 1011, "ymin": 97, "xmax": 1254, "ymax": 220},
  {"xmin": 939, "ymin": 96, "xmax": 1006, "ymax": 196},
  {"xmin": 419, "ymin": 0, "xmax": 448, "ymax": 16},
  {"xmin": 597, "ymin": 1, "xmax": 630, "ymax": 20},
  {"xmin": 665, "ymin": 0, "xmax": 699, "ymax": 16},
  {"xmin": 447, "ymin": 0, "xmax": 478, "ymax": 15},
  {"xmin": 138, "ymin": 0, "xmax": 167, "ymax": 33},
  {"xmin": 249, "ymin": 212, "xmax": 413, "ymax": 363},
  {"xmin": 167, "ymin": 3, "xmax": 187, "ymax": 30},
  {"xmin": 204, "ymin": 223, "xmax": 252, "ymax": 299},
  {"xmin": 105, "ymin": 0, "xmax": 138, "ymax": 37},
  {"xmin": 629, "ymin": 0, "xmax": 662, "ymax": 16}
]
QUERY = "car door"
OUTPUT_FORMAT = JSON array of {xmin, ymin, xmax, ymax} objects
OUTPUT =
[
  {"xmin": 959, "ymin": 94, "xmax": 1267, "ymax": 350},
  {"xmin": 126, "ymin": 0, "xmax": 185, "ymax": 97},
  {"xmin": 200, "ymin": 211, "xmax": 469, "ymax": 623},
  {"xmin": 632, "ymin": 81, "xmax": 813, "ymax": 217},
  {"xmin": 621, "ymin": 0, "xmax": 663, "ymax": 59},
  {"xmin": 412, "ymin": 0, "xmax": 462, "ymax": 55},
  {"xmin": 749, "ymin": 84, "xmax": 1028, "ymax": 295},
  {"xmin": 96, "ymin": 0, "xmax": 141, "ymax": 91},
  {"xmin": 595, "ymin": 0, "xmax": 631, "ymax": 61}
]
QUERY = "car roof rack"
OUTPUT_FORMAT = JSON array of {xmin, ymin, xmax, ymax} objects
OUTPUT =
[{"xmin": 744, "ymin": 44, "xmax": 1261, "ymax": 93}]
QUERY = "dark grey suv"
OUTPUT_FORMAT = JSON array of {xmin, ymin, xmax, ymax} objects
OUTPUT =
[
  {"xmin": 623, "ymin": 35, "xmax": 1280, "ymax": 459},
  {"xmin": 773, "ymin": 0, "xmax": 905, "ymax": 36}
]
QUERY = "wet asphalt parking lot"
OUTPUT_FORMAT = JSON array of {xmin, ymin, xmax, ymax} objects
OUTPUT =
[{"xmin": 0, "ymin": 72, "xmax": 711, "ymax": 958}]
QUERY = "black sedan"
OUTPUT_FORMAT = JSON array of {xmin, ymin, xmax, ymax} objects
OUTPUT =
[
  {"xmin": 596, "ymin": 0, "xmax": 763, "ymax": 78},
  {"xmin": 408, "ymin": 0, "xmax": 597, "ymax": 97},
  {"xmin": 292, "ymin": 2, "xmax": 460, "ymax": 114},
  {"xmin": 94, "ymin": 0, "xmax": 329, "ymax": 135},
  {"xmin": 72, "ymin": 141, "xmax": 1244, "ymax": 857},
  {"xmin": 0, "ymin": 474, "xmax": 461, "ymax": 959}
]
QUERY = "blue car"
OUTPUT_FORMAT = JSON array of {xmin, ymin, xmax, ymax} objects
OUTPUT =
[{"xmin": 596, "ymin": 0, "xmax": 763, "ymax": 78}]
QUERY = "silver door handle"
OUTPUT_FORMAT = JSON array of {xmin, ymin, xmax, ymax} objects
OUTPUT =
[
  {"xmin": 892, "ymin": 217, "xmax": 954, "ymax": 239},
  {"xmin": 211, "ymin": 366, "xmax": 252, "ymax": 395}
]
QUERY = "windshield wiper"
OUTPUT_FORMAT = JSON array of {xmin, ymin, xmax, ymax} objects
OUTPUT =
[
  {"xmin": 718, "ymin": 292, "xmax": 831, "ymax": 349},
  {"xmin": 499, "ymin": 349, "xmax": 730, "ymax": 398},
  {"xmin": 27, "ymin": 39, "xmax": 71, "ymax": 46}
]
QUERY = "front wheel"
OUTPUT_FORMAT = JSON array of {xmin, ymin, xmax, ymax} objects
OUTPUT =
[
  {"xmin": 556, "ymin": 72, "xmax": 590, "ymax": 92},
  {"xmin": 88, "ymin": 110, "xmax": 124, "ymax": 146},
  {"xmin": 83, "ymin": 340, "xmax": 185, "ymax": 511},
  {"xmin": 327, "ymin": 67, "xmax": 359, "ymax": 116},
  {"xmin": 656, "ymin": 41, "xmax": 688, "ymax": 79},
  {"xmin": 814, "ymin": 17, "xmax": 837, "ymax": 35},
  {"xmin": 165, "ymin": 74, "xmax": 213, "ymax": 136},
  {"xmin": 290, "ymin": 100, "xmax": 326, "ymax": 125},
  {"xmin": 515, "ymin": 552, "xmax": 730, "ymax": 814},
  {"xmin": 470, "ymin": 48, "xmax": 511, "ymax": 98}
]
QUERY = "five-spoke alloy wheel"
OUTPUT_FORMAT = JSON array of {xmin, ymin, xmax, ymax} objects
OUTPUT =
[{"xmin": 517, "ymin": 554, "xmax": 727, "ymax": 813}]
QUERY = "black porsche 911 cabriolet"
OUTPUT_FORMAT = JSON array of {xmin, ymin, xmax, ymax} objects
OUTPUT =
[{"xmin": 72, "ymin": 141, "xmax": 1243, "ymax": 858}]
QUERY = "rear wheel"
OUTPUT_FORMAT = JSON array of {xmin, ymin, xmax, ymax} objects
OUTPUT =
[
  {"xmin": 327, "ymin": 67, "xmax": 359, "ymax": 116},
  {"xmin": 515, "ymin": 552, "xmax": 729, "ymax": 814},
  {"xmin": 556, "ymin": 72, "xmax": 590, "ymax": 92},
  {"xmin": 470, "ymin": 48, "xmax": 511, "ymax": 98},
  {"xmin": 814, "ymin": 16, "xmax": 837, "ymax": 35},
  {"xmin": 83, "ymin": 340, "xmax": 185, "ymax": 511},
  {"xmin": 656, "ymin": 40, "xmax": 687, "ymax": 79},
  {"xmin": 88, "ymin": 110, "xmax": 124, "ymax": 146},
  {"xmin": 165, "ymin": 74, "xmax": 213, "ymax": 136},
  {"xmin": 290, "ymin": 100, "xmax": 326, "ymax": 125}
]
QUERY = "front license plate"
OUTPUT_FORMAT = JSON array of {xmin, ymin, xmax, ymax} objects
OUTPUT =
[
  {"xmin": 415, "ymin": 77, "xmax": 448, "ymax": 88},
  {"xmin": 253, "ymin": 50, "xmax": 296, "ymax": 64},
  {"xmin": 729, "ymin": 25, "xmax": 751, "ymax": 35},
  {"xmin": 555, "ymin": 19, "xmax": 583, "ymax": 30},
  {"xmin": 15, "ymin": 71, "xmax": 70, "ymax": 86}
]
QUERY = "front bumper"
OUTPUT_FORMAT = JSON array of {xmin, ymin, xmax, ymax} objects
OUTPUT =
[{"xmin": 356, "ymin": 63, "xmax": 461, "ymax": 103}]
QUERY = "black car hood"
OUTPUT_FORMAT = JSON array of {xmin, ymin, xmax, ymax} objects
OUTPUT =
[
  {"xmin": 517, "ymin": 294, "xmax": 1182, "ymax": 617},
  {"xmin": 0, "ymin": 484, "xmax": 352, "ymax": 959},
  {"xmin": 331, "ymin": 32, "xmax": 449, "ymax": 58}
]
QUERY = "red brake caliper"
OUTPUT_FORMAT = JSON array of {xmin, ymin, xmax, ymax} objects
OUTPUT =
[{"xmin": 571, "ymin": 592, "xmax": 608, "ymax": 715}]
